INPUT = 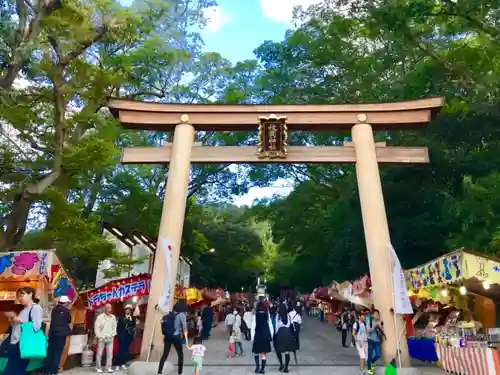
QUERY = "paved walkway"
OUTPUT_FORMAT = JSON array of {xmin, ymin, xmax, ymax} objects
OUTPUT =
[{"xmin": 63, "ymin": 316, "xmax": 445, "ymax": 375}]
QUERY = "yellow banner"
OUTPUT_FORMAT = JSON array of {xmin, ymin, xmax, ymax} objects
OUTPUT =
[
  {"xmin": 185, "ymin": 288, "xmax": 202, "ymax": 304},
  {"xmin": 406, "ymin": 251, "xmax": 463, "ymax": 291},
  {"xmin": 463, "ymin": 253, "xmax": 500, "ymax": 283}
]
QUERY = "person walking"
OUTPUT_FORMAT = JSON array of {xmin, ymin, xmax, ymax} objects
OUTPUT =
[
  {"xmin": 352, "ymin": 314, "xmax": 368, "ymax": 375},
  {"xmin": 3, "ymin": 287, "xmax": 44, "ymax": 375},
  {"xmin": 115, "ymin": 305, "xmax": 136, "ymax": 371},
  {"xmin": 232, "ymin": 308, "xmax": 244, "ymax": 356},
  {"xmin": 94, "ymin": 303, "xmax": 117, "ymax": 373},
  {"xmin": 243, "ymin": 306, "xmax": 253, "ymax": 341},
  {"xmin": 318, "ymin": 303, "xmax": 324, "ymax": 322},
  {"xmin": 339, "ymin": 308, "xmax": 349, "ymax": 347},
  {"xmin": 274, "ymin": 303, "xmax": 296, "ymax": 373},
  {"xmin": 187, "ymin": 336, "xmax": 206, "ymax": 375},
  {"xmin": 367, "ymin": 309, "xmax": 384, "ymax": 375},
  {"xmin": 269, "ymin": 302, "xmax": 277, "ymax": 332},
  {"xmin": 288, "ymin": 305, "xmax": 302, "ymax": 351},
  {"xmin": 196, "ymin": 312, "xmax": 203, "ymax": 337},
  {"xmin": 44, "ymin": 295, "xmax": 72, "ymax": 375},
  {"xmin": 158, "ymin": 300, "xmax": 189, "ymax": 375},
  {"xmin": 201, "ymin": 305, "xmax": 213, "ymax": 339},
  {"xmin": 349, "ymin": 309, "xmax": 357, "ymax": 347},
  {"xmin": 251, "ymin": 301, "xmax": 273, "ymax": 374},
  {"xmin": 224, "ymin": 309, "xmax": 235, "ymax": 338}
]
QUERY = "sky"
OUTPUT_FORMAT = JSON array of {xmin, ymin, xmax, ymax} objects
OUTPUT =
[
  {"xmin": 202, "ymin": 0, "xmax": 324, "ymax": 205},
  {"xmin": 117, "ymin": 0, "xmax": 323, "ymax": 205}
]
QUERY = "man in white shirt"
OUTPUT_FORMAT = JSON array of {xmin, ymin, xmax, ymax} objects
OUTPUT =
[
  {"xmin": 224, "ymin": 309, "xmax": 235, "ymax": 338},
  {"xmin": 94, "ymin": 303, "xmax": 117, "ymax": 373},
  {"xmin": 352, "ymin": 314, "xmax": 368, "ymax": 375}
]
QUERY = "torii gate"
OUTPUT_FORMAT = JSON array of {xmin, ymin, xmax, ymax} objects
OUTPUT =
[{"xmin": 108, "ymin": 97, "xmax": 443, "ymax": 365}]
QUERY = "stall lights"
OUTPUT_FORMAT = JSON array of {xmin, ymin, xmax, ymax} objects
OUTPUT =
[
  {"xmin": 483, "ymin": 280, "xmax": 490, "ymax": 290},
  {"xmin": 441, "ymin": 288, "xmax": 448, "ymax": 297},
  {"xmin": 459, "ymin": 286, "xmax": 467, "ymax": 295}
]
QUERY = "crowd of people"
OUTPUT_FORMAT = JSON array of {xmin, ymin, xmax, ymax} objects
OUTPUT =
[
  {"xmin": 337, "ymin": 306, "xmax": 385, "ymax": 375},
  {"xmin": 0, "ymin": 287, "xmax": 73, "ymax": 375},
  {"xmin": 0, "ymin": 289, "xmax": 385, "ymax": 375},
  {"xmin": 156, "ymin": 297, "xmax": 303, "ymax": 375}
]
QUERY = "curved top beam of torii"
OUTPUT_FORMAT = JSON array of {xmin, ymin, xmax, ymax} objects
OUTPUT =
[{"xmin": 107, "ymin": 96, "xmax": 444, "ymax": 132}]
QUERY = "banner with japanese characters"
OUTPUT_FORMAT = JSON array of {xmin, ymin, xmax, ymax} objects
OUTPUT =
[
  {"xmin": 0, "ymin": 251, "xmax": 52, "ymax": 278},
  {"xmin": 88, "ymin": 274, "xmax": 151, "ymax": 309}
]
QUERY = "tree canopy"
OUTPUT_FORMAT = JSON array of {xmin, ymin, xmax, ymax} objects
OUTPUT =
[
  {"xmin": 247, "ymin": 0, "xmax": 500, "ymax": 292},
  {"xmin": 2, "ymin": 0, "xmax": 500, "ymax": 294}
]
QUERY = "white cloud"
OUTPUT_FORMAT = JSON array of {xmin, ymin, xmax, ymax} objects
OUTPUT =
[
  {"xmin": 260, "ymin": 0, "xmax": 323, "ymax": 25},
  {"xmin": 203, "ymin": 6, "xmax": 232, "ymax": 33},
  {"xmin": 12, "ymin": 77, "xmax": 31, "ymax": 89},
  {"xmin": 233, "ymin": 179, "xmax": 294, "ymax": 207}
]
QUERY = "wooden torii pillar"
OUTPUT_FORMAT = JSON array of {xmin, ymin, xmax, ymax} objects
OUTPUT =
[{"xmin": 108, "ymin": 97, "xmax": 443, "ymax": 366}]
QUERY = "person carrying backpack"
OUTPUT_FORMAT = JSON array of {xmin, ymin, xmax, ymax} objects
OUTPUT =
[
  {"xmin": 352, "ymin": 314, "xmax": 368, "ymax": 375},
  {"xmin": 158, "ymin": 300, "xmax": 189, "ymax": 375},
  {"xmin": 367, "ymin": 309, "xmax": 385, "ymax": 375}
]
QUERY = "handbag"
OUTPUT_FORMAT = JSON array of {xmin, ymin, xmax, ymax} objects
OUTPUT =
[
  {"xmin": 0, "ymin": 335, "xmax": 11, "ymax": 358},
  {"xmin": 19, "ymin": 307, "xmax": 47, "ymax": 359}
]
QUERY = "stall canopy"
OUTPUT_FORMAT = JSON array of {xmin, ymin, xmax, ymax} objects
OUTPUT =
[
  {"xmin": 0, "ymin": 250, "xmax": 84, "ymax": 333},
  {"xmin": 0, "ymin": 250, "xmax": 78, "ymax": 301},
  {"xmin": 406, "ymin": 249, "xmax": 500, "ymax": 300}
]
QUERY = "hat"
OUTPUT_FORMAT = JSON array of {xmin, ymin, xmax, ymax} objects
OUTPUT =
[
  {"xmin": 124, "ymin": 304, "xmax": 133, "ymax": 310},
  {"xmin": 59, "ymin": 296, "xmax": 70, "ymax": 304}
]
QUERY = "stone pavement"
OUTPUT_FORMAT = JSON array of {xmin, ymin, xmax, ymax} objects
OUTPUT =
[{"xmin": 63, "ymin": 316, "xmax": 446, "ymax": 375}]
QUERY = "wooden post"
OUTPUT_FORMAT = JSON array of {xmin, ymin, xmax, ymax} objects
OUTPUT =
[
  {"xmin": 140, "ymin": 121, "xmax": 195, "ymax": 361},
  {"xmin": 351, "ymin": 120, "xmax": 410, "ymax": 366}
]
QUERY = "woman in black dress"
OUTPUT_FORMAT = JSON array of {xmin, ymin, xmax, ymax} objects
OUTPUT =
[
  {"xmin": 274, "ymin": 303, "xmax": 296, "ymax": 373},
  {"xmin": 251, "ymin": 302, "xmax": 274, "ymax": 374}
]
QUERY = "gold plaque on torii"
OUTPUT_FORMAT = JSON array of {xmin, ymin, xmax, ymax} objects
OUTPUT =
[{"xmin": 257, "ymin": 115, "xmax": 288, "ymax": 159}]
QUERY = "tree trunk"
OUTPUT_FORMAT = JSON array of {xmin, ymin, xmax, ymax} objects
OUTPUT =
[{"xmin": 0, "ymin": 193, "xmax": 31, "ymax": 250}]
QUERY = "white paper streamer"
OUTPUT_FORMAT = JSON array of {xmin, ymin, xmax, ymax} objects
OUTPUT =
[{"xmin": 158, "ymin": 237, "xmax": 174, "ymax": 313}]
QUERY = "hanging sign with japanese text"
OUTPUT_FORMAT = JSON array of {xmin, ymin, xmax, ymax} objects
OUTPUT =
[
  {"xmin": 257, "ymin": 115, "xmax": 288, "ymax": 159},
  {"xmin": 0, "ymin": 251, "xmax": 51, "ymax": 278},
  {"xmin": 88, "ymin": 274, "xmax": 151, "ymax": 309},
  {"xmin": 406, "ymin": 251, "xmax": 463, "ymax": 291}
]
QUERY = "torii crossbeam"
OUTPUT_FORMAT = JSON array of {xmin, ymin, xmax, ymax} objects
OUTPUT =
[{"xmin": 108, "ymin": 96, "xmax": 444, "ymax": 367}]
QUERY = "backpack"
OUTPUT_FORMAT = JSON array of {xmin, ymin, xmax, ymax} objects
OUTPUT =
[
  {"xmin": 161, "ymin": 312, "xmax": 178, "ymax": 338},
  {"xmin": 336, "ymin": 317, "xmax": 342, "ymax": 332},
  {"xmin": 240, "ymin": 318, "xmax": 249, "ymax": 333},
  {"xmin": 353, "ymin": 320, "xmax": 366, "ymax": 334}
]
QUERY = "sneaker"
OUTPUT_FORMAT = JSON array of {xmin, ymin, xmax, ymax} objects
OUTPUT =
[
  {"xmin": 367, "ymin": 369, "xmax": 374, "ymax": 375},
  {"xmin": 121, "ymin": 365, "xmax": 128, "ymax": 370},
  {"xmin": 96, "ymin": 370, "xmax": 103, "ymax": 374},
  {"xmin": 106, "ymin": 369, "xmax": 114, "ymax": 373},
  {"xmin": 115, "ymin": 367, "xmax": 121, "ymax": 371}
]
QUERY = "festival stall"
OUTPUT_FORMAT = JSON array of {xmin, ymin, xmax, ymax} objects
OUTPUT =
[
  {"xmin": 406, "ymin": 250, "xmax": 500, "ymax": 374},
  {"xmin": 84, "ymin": 273, "xmax": 151, "ymax": 359},
  {"xmin": 339, "ymin": 276, "xmax": 373, "ymax": 309},
  {"xmin": 0, "ymin": 250, "xmax": 85, "ymax": 372}
]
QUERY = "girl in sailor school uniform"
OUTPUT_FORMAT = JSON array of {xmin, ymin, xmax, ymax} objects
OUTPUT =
[
  {"xmin": 251, "ymin": 301, "xmax": 274, "ymax": 374},
  {"xmin": 288, "ymin": 303, "xmax": 302, "ymax": 351},
  {"xmin": 273, "ymin": 303, "xmax": 297, "ymax": 373}
]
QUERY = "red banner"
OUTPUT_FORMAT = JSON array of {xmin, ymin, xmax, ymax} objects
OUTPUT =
[{"xmin": 87, "ymin": 274, "xmax": 151, "ymax": 310}]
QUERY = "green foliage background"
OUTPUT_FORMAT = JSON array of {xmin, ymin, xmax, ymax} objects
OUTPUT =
[{"xmin": 2, "ymin": 0, "xmax": 500, "ymax": 293}]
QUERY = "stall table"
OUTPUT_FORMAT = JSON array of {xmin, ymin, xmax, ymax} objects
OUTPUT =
[
  {"xmin": 435, "ymin": 344, "xmax": 500, "ymax": 375},
  {"xmin": 407, "ymin": 337, "xmax": 438, "ymax": 362}
]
